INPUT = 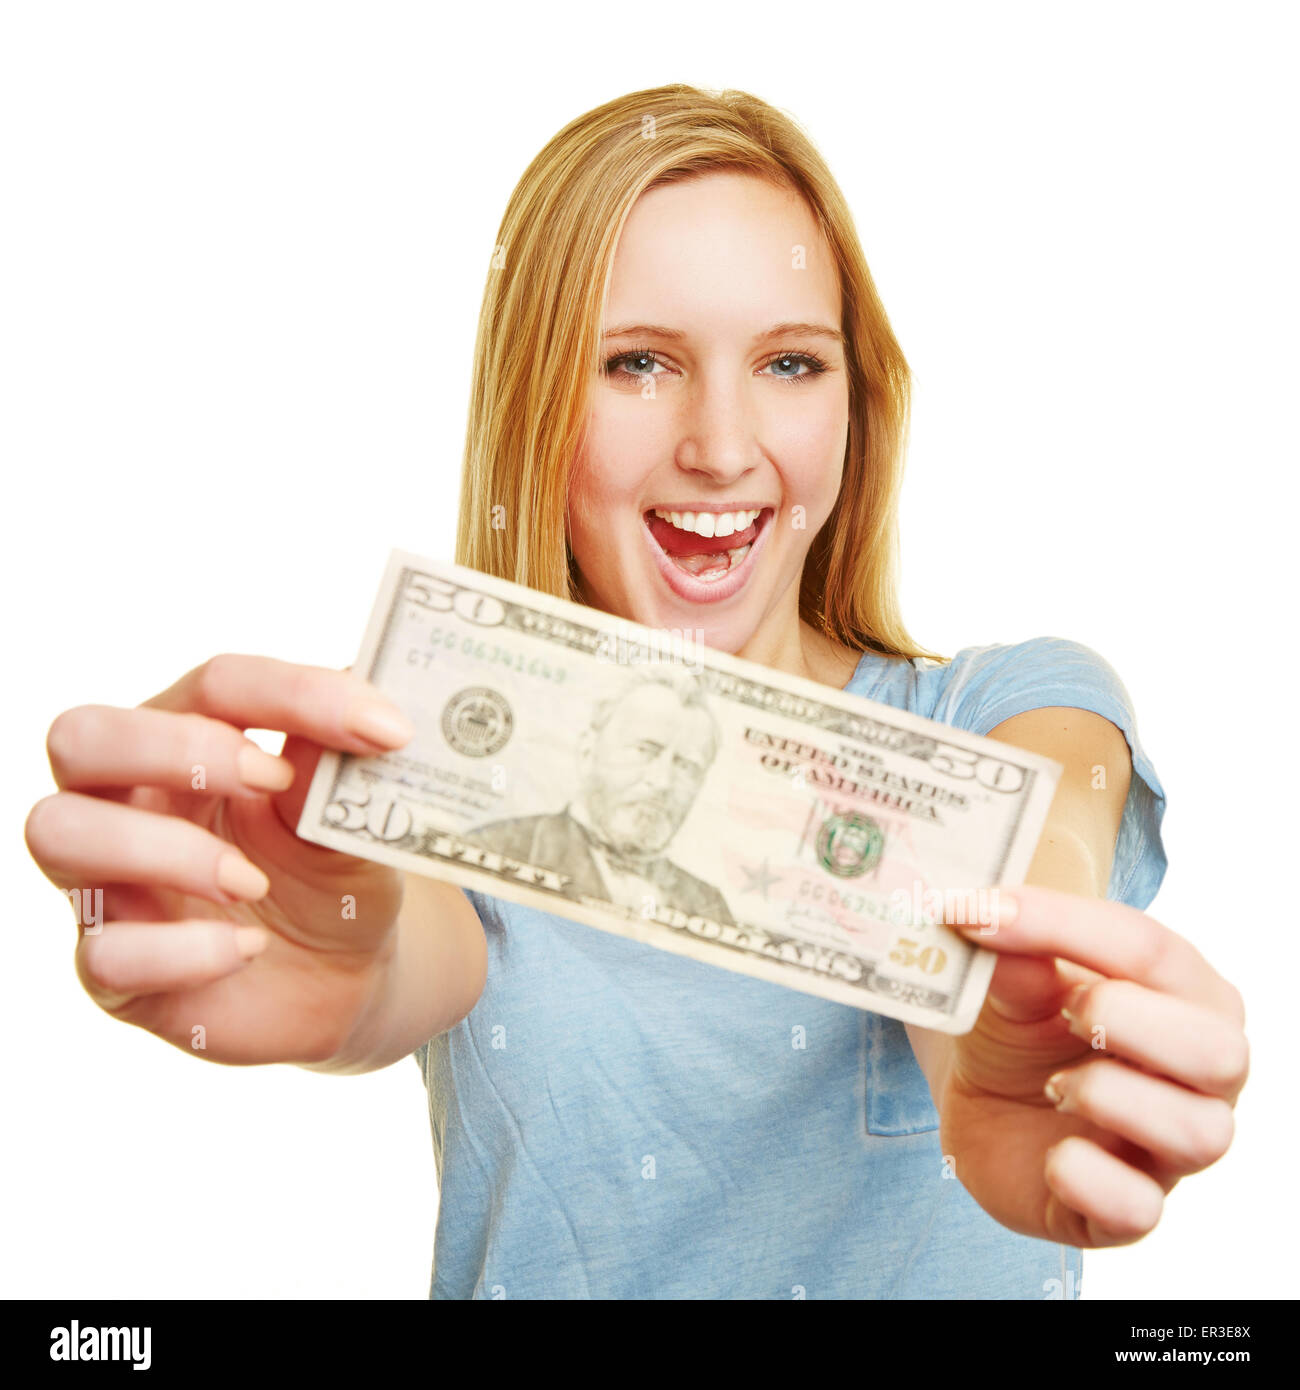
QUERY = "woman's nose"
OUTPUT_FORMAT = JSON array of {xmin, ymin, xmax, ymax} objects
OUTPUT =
[{"xmin": 673, "ymin": 375, "xmax": 761, "ymax": 483}]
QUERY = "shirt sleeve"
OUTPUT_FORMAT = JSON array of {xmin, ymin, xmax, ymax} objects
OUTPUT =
[{"xmin": 927, "ymin": 635, "xmax": 1168, "ymax": 910}]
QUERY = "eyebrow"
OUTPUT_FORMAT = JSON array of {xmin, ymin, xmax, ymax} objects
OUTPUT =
[{"xmin": 602, "ymin": 321, "xmax": 843, "ymax": 344}]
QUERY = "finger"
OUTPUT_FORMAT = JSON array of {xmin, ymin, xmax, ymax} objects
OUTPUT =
[
  {"xmin": 47, "ymin": 705, "xmax": 295, "ymax": 798},
  {"xmin": 982, "ymin": 953, "xmax": 1065, "ymax": 1021},
  {"xmin": 1046, "ymin": 1056, "xmax": 1236, "ymax": 1175},
  {"xmin": 272, "ymin": 734, "xmax": 326, "ymax": 828},
  {"xmin": 947, "ymin": 882, "xmax": 1245, "ymax": 1023},
  {"xmin": 76, "ymin": 920, "xmax": 271, "ymax": 1011},
  {"xmin": 25, "ymin": 792, "xmax": 271, "ymax": 904},
  {"xmin": 1060, "ymin": 978, "xmax": 1250, "ymax": 1102},
  {"xmin": 142, "ymin": 654, "xmax": 414, "ymax": 755},
  {"xmin": 1043, "ymin": 1135, "xmax": 1165, "ymax": 1247}
]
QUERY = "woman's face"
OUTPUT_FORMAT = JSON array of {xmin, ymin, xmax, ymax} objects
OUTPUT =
[{"xmin": 567, "ymin": 171, "xmax": 850, "ymax": 656}]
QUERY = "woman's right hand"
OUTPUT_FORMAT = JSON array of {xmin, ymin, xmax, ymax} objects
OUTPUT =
[{"xmin": 25, "ymin": 655, "xmax": 418, "ymax": 1066}]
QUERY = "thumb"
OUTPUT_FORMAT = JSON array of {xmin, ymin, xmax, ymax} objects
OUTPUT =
[
  {"xmin": 984, "ymin": 953, "xmax": 1072, "ymax": 1022},
  {"xmin": 272, "ymin": 734, "xmax": 325, "ymax": 831}
]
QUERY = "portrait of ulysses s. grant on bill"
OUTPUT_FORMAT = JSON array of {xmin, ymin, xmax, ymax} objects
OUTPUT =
[{"xmin": 465, "ymin": 666, "xmax": 737, "ymax": 927}]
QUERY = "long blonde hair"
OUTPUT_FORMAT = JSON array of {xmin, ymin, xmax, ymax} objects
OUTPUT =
[{"xmin": 454, "ymin": 84, "xmax": 948, "ymax": 664}]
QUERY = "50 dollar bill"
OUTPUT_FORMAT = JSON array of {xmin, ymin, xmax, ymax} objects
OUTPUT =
[{"xmin": 297, "ymin": 550, "xmax": 1062, "ymax": 1034}]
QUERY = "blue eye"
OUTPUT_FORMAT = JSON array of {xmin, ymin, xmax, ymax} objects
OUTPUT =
[
  {"xmin": 604, "ymin": 350, "xmax": 665, "ymax": 381},
  {"xmin": 766, "ymin": 353, "xmax": 822, "ymax": 379}
]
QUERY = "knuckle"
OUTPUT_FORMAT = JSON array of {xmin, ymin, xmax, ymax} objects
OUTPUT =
[
  {"xmin": 1126, "ymin": 921, "xmax": 1170, "ymax": 979},
  {"xmin": 1222, "ymin": 981, "xmax": 1247, "ymax": 1029},
  {"xmin": 24, "ymin": 793, "xmax": 72, "ymax": 860},
  {"xmin": 76, "ymin": 932, "xmax": 124, "ymax": 995},
  {"xmin": 1128, "ymin": 1203, "xmax": 1163, "ymax": 1241},
  {"xmin": 1204, "ymin": 1033, "xmax": 1251, "ymax": 1092},
  {"xmin": 194, "ymin": 653, "xmax": 239, "ymax": 702},
  {"xmin": 46, "ymin": 706, "xmax": 100, "ymax": 776},
  {"xmin": 283, "ymin": 660, "xmax": 323, "ymax": 711},
  {"xmin": 328, "ymin": 662, "xmax": 369, "ymax": 704},
  {"xmin": 1184, "ymin": 1104, "xmax": 1235, "ymax": 1167},
  {"xmin": 1110, "ymin": 1185, "xmax": 1164, "ymax": 1242},
  {"xmin": 1233, "ymin": 1031, "xmax": 1251, "ymax": 1087},
  {"xmin": 1083, "ymin": 977, "xmax": 1125, "ymax": 1020}
]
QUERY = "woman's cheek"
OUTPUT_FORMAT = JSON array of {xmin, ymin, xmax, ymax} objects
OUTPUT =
[
  {"xmin": 774, "ymin": 463, "xmax": 842, "ymax": 539},
  {"xmin": 565, "ymin": 460, "xmax": 601, "ymax": 574},
  {"xmin": 573, "ymin": 401, "xmax": 664, "ymax": 516},
  {"xmin": 775, "ymin": 414, "xmax": 847, "ymax": 528},
  {"xmin": 566, "ymin": 448, "xmax": 639, "ymax": 591}
]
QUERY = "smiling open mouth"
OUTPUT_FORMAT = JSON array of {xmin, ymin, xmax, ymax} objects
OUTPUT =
[{"xmin": 643, "ymin": 507, "xmax": 770, "ymax": 581}]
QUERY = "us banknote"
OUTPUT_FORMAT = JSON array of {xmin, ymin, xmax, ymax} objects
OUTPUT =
[{"xmin": 297, "ymin": 551, "xmax": 1063, "ymax": 1033}]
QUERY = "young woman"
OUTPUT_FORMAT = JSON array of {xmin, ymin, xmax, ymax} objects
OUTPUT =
[{"xmin": 26, "ymin": 85, "xmax": 1247, "ymax": 1299}]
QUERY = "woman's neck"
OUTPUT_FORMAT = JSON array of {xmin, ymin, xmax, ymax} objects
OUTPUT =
[{"xmin": 736, "ymin": 617, "xmax": 864, "ymax": 691}]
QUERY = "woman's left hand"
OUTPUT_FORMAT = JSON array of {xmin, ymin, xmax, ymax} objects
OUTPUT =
[{"xmin": 934, "ymin": 882, "xmax": 1248, "ymax": 1248}]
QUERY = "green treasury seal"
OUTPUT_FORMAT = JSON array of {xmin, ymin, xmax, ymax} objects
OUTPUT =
[{"xmin": 816, "ymin": 811, "xmax": 885, "ymax": 878}]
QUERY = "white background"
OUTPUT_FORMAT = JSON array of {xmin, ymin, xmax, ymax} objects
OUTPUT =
[{"xmin": 3, "ymin": 0, "xmax": 1295, "ymax": 1300}]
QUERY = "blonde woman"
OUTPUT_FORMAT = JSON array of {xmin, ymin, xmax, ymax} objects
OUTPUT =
[{"xmin": 26, "ymin": 85, "xmax": 1247, "ymax": 1299}]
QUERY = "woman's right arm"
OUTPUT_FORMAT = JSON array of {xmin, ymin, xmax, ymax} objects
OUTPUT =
[{"xmin": 25, "ymin": 654, "xmax": 487, "ymax": 1072}]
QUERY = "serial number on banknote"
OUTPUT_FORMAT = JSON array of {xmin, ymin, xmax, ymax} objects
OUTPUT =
[{"xmin": 407, "ymin": 632, "xmax": 570, "ymax": 685}]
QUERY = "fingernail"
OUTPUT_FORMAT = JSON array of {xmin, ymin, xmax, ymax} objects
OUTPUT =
[
  {"xmin": 345, "ymin": 702, "xmax": 414, "ymax": 747},
  {"xmin": 237, "ymin": 744, "xmax": 295, "ymax": 792},
  {"xmin": 1060, "ymin": 983, "xmax": 1089, "ymax": 1023},
  {"xmin": 1044, "ymin": 1072, "xmax": 1066, "ymax": 1105},
  {"xmin": 216, "ymin": 852, "xmax": 270, "ymax": 901},
  {"xmin": 233, "ymin": 926, "xmax": 270, "ymax": 959}
]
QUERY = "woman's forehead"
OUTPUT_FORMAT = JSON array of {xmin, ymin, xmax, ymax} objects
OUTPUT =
[{"xmin": 606, "ymin": 172, "xmax": 838, "ymax": 326}]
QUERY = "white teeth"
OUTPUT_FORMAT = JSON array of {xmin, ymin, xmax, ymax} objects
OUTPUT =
[{"xmin": 652, "ymin": 507, "xmax": 761, "ymax": 538}]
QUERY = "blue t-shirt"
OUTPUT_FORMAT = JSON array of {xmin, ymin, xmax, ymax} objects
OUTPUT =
[{"xmin": 412, "ymin": 636, "xmax": 1168, "ymax": 1299}]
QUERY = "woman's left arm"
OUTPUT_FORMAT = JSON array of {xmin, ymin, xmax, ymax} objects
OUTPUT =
[{"xmin": 903, "ymin": 706, "xmax": 1248, "ymax": 1248}]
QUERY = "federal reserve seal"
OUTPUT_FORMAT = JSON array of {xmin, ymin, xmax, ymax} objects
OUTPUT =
[
  {"xmin": 816, "ymin": 812, "xmax": 884, "ymax": 878},
  {"xmin": 441, "ymin": 686, "xmax": 513, "ymax": 757}
]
